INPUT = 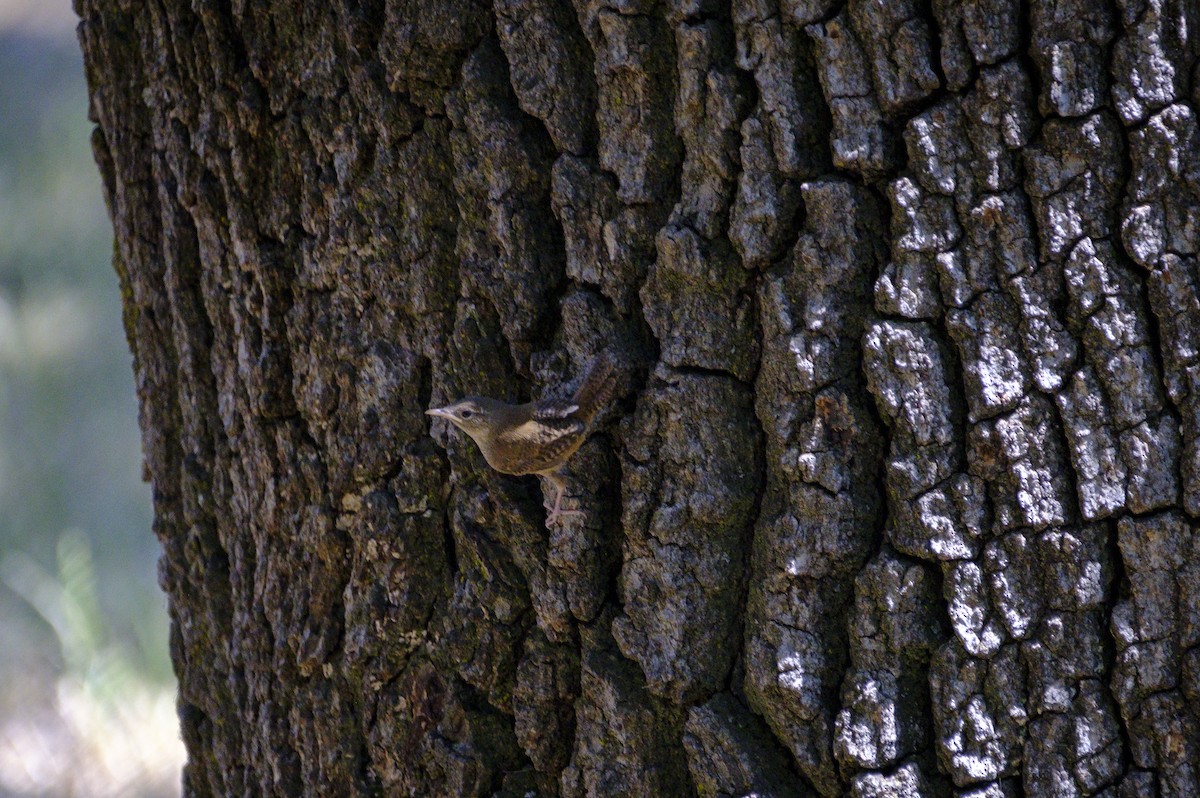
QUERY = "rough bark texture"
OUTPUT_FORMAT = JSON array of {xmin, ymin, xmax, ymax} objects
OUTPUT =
[{"xmin": 77, "ymin": 0, "xmax": 1200, "ymax": 795}]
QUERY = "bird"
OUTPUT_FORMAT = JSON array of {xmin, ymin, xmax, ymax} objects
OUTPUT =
[{"xmin": 426, "ymin": 353, "xmax": 617, "ymax": 527}]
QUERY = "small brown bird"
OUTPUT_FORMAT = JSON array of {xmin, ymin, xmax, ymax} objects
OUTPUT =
[{"xmin": 426, "ymin": 354, "xmax": 617, "ymax": 526}]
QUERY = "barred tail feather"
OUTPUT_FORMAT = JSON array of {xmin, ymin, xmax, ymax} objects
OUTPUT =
[{"xmin": 573, "ymin": 352, "xmax": 617, "ymax": 425}]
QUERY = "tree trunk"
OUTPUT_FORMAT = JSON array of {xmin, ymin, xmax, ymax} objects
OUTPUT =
[{"xmin": 77, "ymin": 0, "xmax": 1200, "ymax": 795}]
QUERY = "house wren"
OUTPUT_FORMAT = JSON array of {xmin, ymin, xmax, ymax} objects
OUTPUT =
[{"xmin": 426, "ymin": 353, "xmax": 617, "ymax": 526}]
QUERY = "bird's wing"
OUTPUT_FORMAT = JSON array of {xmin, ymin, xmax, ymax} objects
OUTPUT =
[
  {"xmin": 494, "ymin": 412, "xmax": 585, "ymax": 474},
  {"xmin": 534, "ymin": 398, "xmax": 580, "ymax": 419}
]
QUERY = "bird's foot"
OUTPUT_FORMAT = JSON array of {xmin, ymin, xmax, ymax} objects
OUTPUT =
[
  {"xmin": 545, "ymin": 506, "xmax": 585, "ymax": 527},
  {"xmin": 544, "ymin": 490, "xmax": 585, "ymax": 527}
]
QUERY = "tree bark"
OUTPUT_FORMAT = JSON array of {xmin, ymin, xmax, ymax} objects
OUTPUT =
[{"xmin": 77, "ymin": 0, "xmax": 1200, "ymax": 795}]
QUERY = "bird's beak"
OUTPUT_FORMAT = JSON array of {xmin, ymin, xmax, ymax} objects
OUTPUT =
[{"xmin": 425, "ymin": 407, "xmax": 451, "ymax": 419}]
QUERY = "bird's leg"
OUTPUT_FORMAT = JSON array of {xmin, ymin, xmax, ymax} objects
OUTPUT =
[{"xmin": 543, "ymin": 472, "xmax": 584, "ymax": 527}]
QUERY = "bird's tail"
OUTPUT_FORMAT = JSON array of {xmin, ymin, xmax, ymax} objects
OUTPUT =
[{"xmin": 572, "ymin": 352, "xmax": 618, "ymax": 425}]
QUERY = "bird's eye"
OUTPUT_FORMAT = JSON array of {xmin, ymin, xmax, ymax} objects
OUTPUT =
[{"xmin": 460, "ymin": 409, "xmax": 474, "ymax": 419}]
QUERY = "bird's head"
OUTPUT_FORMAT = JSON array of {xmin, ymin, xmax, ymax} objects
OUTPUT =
[{"xmin": 425, "ymin": 397, "xmax": 504, "ymax": 443}]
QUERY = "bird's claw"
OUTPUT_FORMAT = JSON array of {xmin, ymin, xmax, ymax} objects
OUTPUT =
[
  {"xmin": 545, "ymin": 506, "xmax": 585, "ymax": 527},
  {"xmin": 544, "ymin": 486, "xmax": 584, "ymax": 527}
]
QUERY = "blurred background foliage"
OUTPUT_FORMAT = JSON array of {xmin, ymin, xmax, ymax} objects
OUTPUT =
[{"xmin": 0, "ymin": 2, "xmax": 183, "ymax": 795}]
